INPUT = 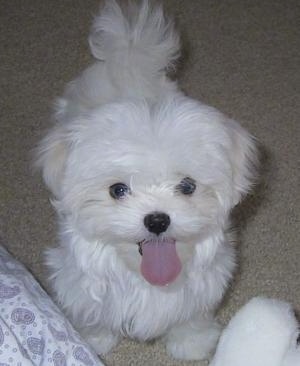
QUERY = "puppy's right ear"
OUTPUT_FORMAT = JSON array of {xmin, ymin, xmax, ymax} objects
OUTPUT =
[{"xmin": 35, "ymin": 125, "xmax": 69, "ymax": 198}]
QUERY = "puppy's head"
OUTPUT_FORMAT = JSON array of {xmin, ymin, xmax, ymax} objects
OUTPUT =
[{"xmin": 37, "ymin": 96, "xmax": 257, "ymax": 287}]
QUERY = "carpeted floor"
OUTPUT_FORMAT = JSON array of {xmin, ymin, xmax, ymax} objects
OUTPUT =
[{"xmin": 0, "ymin": 1, "xmax": 299, "ymax": 365}]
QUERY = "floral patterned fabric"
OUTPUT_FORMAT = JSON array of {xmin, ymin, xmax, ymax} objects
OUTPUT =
[{"xmin": 0, "ymin": 244, "xmax": 104, "ymax": 366}]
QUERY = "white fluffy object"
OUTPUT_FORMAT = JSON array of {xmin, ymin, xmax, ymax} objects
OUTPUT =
[
  {"xmin": 36, "ymin": 0, "xmax": 257, "ymax": 360},
  {"xmin": 210, "ymin": 297, "xmax": 300, "ymax": 366}
]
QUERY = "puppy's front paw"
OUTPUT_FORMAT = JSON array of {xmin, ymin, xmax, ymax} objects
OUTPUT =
[
  {"xmin": 165, "ymin": 319, "xmax": 221, "ymax": 361},
  {"xmin": 84, "ymin": 329, "xmax": 121, "ymax": 355}
]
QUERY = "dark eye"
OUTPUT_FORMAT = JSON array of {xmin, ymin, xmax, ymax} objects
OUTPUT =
[
  {"xmin": 109, "ymin": 183, "xmax": 131, "ymax": 199},
  {"xmin": 176, "ymin": 177, "xmax": 196, "ymax": 195}
]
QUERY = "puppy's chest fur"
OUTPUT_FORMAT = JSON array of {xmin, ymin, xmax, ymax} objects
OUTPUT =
[{"xmin": 47, "ymin": 231, "xmax": 235, "ymax": 340}]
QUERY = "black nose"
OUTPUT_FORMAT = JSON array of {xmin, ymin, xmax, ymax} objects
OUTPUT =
[{"xmin": 144, "ymin": 212, "xmax": 170, "ymax": 235}]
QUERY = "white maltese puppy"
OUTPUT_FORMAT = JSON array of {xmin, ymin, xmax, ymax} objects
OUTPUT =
[{"xmin": 37, "ymin": 0, "xmax": 257, "ymax": 361}]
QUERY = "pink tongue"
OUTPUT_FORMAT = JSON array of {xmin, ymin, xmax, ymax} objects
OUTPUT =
[{"xmin": 140, "ymin": 239, "xmax": 182, "ymax": 286}]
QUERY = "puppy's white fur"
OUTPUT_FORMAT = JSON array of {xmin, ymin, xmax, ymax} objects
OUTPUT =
[{"xmin": 36, "ymin": 0, "xmax": 257, "ymax": 360}]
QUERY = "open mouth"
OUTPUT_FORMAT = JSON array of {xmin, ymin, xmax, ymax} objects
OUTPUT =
[{"xmin": 137, "ymin": 238, "xmax": 182, "ymax": 286}]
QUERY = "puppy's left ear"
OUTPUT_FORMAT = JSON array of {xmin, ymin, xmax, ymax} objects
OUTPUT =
[
  {"xmin": 225, "ymin": 120, "xmax": 258, "ymax": 208},
  {"xmin": 35, "ymin": 124, "xmax": 70, "ymax": 199}
]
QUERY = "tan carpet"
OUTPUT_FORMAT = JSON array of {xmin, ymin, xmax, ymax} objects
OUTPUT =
[{"xmin": 1, "ymin": 1, "xmax": 299, "ymax": 365}]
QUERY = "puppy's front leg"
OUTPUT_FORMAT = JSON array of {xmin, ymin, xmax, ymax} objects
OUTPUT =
[
  {"xmin": 82, "ymin": 328, "xmax": 121, "ymax": 356},
  {"xmin": 165, "ymin": 313, "xmax": 221, "ymax": 361}
]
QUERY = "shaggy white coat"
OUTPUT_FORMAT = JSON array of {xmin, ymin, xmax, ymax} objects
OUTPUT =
[{"xmin": 37, "ymin": 0, "xmax": 257, "ymax": 360}]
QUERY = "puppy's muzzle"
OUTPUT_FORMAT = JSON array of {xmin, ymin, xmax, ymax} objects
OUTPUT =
[{"xmin": 143, "ymin": 212, "xmax": 170, "ymax": 235}]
